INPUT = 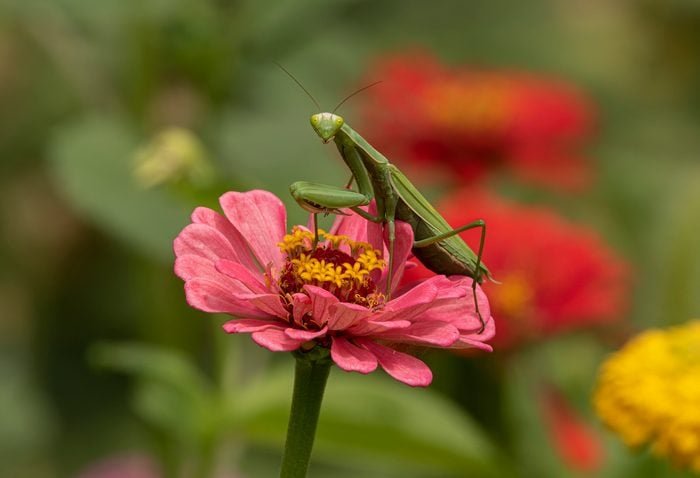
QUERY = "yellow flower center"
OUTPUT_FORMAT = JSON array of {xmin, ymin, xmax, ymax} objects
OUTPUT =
[
  {"xmin": 277, "ymin": 227, "xmax": 386, "ymax": 308},
  {"xmin": 593, "ymin": 320, "xmax": 700, "ymax": 472}
]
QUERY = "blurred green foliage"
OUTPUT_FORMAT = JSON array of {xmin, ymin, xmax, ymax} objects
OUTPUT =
[{"xmin": 2, "ymin": 0, "xmax": 700, "ymax": 477}]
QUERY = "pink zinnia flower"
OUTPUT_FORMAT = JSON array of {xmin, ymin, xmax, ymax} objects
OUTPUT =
[{"xmin": 174, "ymin": 190, "xmax": 494, "ymax": 386}]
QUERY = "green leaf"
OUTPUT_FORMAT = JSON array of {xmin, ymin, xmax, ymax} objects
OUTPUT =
[
  {"xmin": 89, "ymin": 341, "xmax": 210, "ymax": 401},
  {"xmin": 655, "ymin": 168, "xmax": 700, "ymax": 324},
  {"xmin": 503, "ymin": 356, "xmax": 572, "ymax": 478},
  {"xmin": 89, "ymin": 342, "xmax": 216, "ymax": 444},
  {"xmin": 231, "ymin": 362, "xmax": 504, "ymax": 477},
  {"xmin": 0, "ymin": 359, "xmax": 55, "ymax": 469}
]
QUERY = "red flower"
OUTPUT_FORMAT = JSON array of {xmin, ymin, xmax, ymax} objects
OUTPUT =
[
  {"xmin": 359, "ymin": 53, "xmax": 596, "ymax": 191},
  {"xmin": 402, "ymin": 189, "xmax": 629, "ymax": 348},
  {"xmin": 540, "ymin": 386, "xmax": 605, "ymax": 473}
]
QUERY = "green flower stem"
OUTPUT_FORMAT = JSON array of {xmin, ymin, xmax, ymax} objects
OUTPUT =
[{"xmin": 280, "ymin": 352, "xmax": 332, "ymax": 478}]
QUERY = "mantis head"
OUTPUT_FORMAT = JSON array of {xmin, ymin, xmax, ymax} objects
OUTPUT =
[{"xmin": 310, "ymin": 113, "xmax": 344, "ymax": 143}]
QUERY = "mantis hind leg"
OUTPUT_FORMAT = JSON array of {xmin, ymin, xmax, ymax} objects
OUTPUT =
[
  {"xmin": 472, "ymin": 221, "xmax": 487, "ymax": 333},
  {"xmin": 413, "ymin": 220, "xmax": 489, "ymax": 333}
]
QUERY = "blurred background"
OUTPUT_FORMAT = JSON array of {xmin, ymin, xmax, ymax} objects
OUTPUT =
[{"xmin": 1, "ymin": 0, "xmax": 700, "ymax": 476}]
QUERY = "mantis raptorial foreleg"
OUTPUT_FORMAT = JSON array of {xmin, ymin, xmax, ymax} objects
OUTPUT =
[
  {"xmin": 290, "ymin": 181, "xmax": 371, "ymax": 211},
  {"xmin": 291, "ymin": 178, "xmax": 401, "ymax": 298},
  {"xmin": 413, "ymin": 220, "xmax": 488, "ymax": 332},
  {"xmin": 291, "ymin": 181, "xmax": 370, "ymax": 252}
]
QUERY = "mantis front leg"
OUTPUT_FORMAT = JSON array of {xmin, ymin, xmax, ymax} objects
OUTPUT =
[
  {"xmin": 290, "ymin": 181, "xmax": 372, "ymax": 213},
  {"xmin": 289, "ymin": 182, "xmax": 396, "ymax": 297},
  {"xmin": 290, "ymin": 180, "xmax": 372, "ymax": 252}
]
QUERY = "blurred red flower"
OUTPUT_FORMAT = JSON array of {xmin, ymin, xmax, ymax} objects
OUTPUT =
[
  {"xmin": 359, "ymin": 53, "xmax": 596, "ymax": 191},
  {"xmin": 540, "ymin": 386, "xmax": 605, "ymax": 473},
  {"xmin": 402, "ymin": 189, "xmax": 630, "ymax": 348}
]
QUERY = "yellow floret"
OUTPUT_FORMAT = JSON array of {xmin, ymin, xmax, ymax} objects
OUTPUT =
[
  {"xmin": 280, "ymin": 229, "xmax": 386, "ymax": 291},
  {"xmin": 593, "ymin": 320, "xmax": 700, "ymax": 473}
]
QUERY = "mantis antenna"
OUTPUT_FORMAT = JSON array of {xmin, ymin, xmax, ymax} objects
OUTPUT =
[
  {"xmin": 332, "ymin": 81, "xmax": 383, "ymax": 113},
  {"xmin": 273, "ymin": 62, "xmax": 321, "ymax": 110}
]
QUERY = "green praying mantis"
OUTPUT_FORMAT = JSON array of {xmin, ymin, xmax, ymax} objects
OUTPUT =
[{"xmin": 282, "ymin": 68, "xmax": 493, "ymax": 331}]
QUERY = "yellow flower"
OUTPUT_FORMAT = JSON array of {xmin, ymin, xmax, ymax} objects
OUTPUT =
[
  {"xmin": 132, "ymin": 127, "xmax": 211, "ymax": 188},
  {"xmin": 593, "ymin": 320, "xmax": 700, "ymax": 472}
]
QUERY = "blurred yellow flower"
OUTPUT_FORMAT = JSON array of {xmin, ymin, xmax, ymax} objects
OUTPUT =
[
  {"xmin": 593, "ymin": 320, "xmax": 700, "ymax": 473},
  {"xmin": 133, "ymin": 127, "xmax": 212, "ymax": 188}
]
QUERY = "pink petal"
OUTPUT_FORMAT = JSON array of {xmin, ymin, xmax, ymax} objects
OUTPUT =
[
  {"xmin": 291, "ymin": 293, "xmax": 312, "ymax": 324},
  {"xmin": 374, "ymin": 321, "xmax": 460, "ymax": 347},
  {"xmin": 364, "ymin": 202, "xmax": 385, "ymax": 252},
  {"xmin": 191, "ymin": 207, "xmax": 261, "ymax": 272},
  {"xmin": 422, "ymin": 277, "xmax": 491, "ymax": 332},
  {"xmin": 331, "ymin": 337, "xmax": 378, "ymax": 374},
  {"xmin": 456, "ymin": 337, "xmax": 494, "ymax": 352},
  {"xmin": 377, "ymin": 221, "xmax": 414, "ymax": 294},
  {"xmin": 379, "ymin": 278, "xmax": 439, "ymax": 322},
  {"xmin": 215, "ymin": 259, "xmax": 268, "ymax": 294},
  {"xmin": 326, "ymin": 302, "xmax": 372, "ymax": 331},
  {"xmin": 175, "ymin": 254, "xmax": 240, "ymax": 287},
  {"xmin": 184, "ymin": 279, "xmax": 272, "ymax": 318},
  {"xmin": 453, "ymin": 317, "xmax": 496, "ymax": 352},
  {"xmin": 222, "ymin": 318, "xmax": 284, "ymax": 333},
  {"xmin": 470, "ymin": 312, "xmax": 496, "ymax": 341},
  {"xmin": 284, "ymin": 325, "xmax": 328, "ymax": 341},
  {"xmin": 244, "ymin": 293, "xmax": 289, "ymax": 318},
  {"xmin": 174, "ymin": 223, "xmax": 239, "ymax": 263},
  {"xmin": 291, "ymin": 294, "xmax": 312, "ymax": 325},
  {"xmin": 178, "ymin": 257, "xmax": 274, "ymax": 312},
  {"xmin": 358, "ymin": 339, "xmax": 433, "ymax": 387},
  {"xmin": 431, "ymin": 274, "xmax": 469, "ymax": 300},
  {"xmin": 220, "ymin": 190, "xmax": 286, "ymax": 269},
  {"xmin": 178, "ymin": 255, "xmax": 274, "ymax": 301},
  {"xmin": 348, "ymin": 319, "xmax": 412, "ymax": 336},
  {"xmin": 303, "ymin": 285, "xmax": 339, "ymax": 323},
  {"xmin": 251, "ymin": 327, "xmax": 304, "ymax": 351}
]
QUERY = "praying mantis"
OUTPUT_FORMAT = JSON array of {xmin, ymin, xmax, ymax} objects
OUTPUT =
[{"xmin": 282, "ymin": 70, "xmax": 493, "ymax": 331}]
